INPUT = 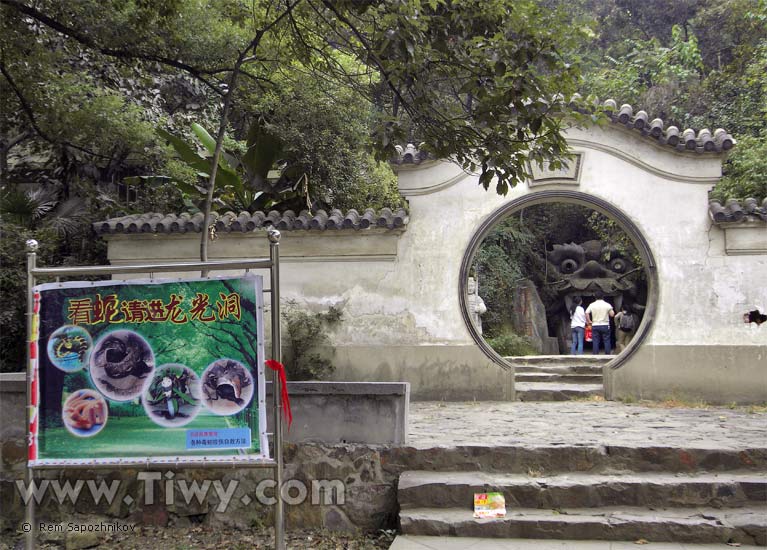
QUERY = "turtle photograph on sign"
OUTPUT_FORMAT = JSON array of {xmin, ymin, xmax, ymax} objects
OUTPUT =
[{"xmin": 29, "ymin": 275, "xmax": 267, "ymax": 466}]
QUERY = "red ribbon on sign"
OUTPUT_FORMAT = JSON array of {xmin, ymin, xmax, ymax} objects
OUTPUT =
[{"xmin": 265, "ymin": 360, "xmax": 292, "ymax": 429}]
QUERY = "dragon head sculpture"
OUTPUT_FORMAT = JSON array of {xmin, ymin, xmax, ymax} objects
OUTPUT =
[{"xmin": 547, "ymin": 240, "xmax": 643, "ymax": 313}]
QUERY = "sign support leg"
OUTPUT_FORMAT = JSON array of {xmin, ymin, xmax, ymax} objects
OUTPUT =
[
  {"xmin": 268, "ymin": 229, "xmax": 285, "ymax": 550},
  {"xmin": 25, "ymin": 240, "xmax": 38, "ymax": 550}
]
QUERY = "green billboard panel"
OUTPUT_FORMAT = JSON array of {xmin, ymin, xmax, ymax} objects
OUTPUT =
[{"xmin": 29, "ymin": 275, "xmax": 268, "ymax": 466}]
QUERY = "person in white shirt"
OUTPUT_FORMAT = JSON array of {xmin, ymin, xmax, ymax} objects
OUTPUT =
[
  {"xmin": 585, "ymin": 291, "xmax": 615, "ymax": 354},
  {"xmin": 569, "ymin": 296, "xmax": 586, "ymax": 355}
]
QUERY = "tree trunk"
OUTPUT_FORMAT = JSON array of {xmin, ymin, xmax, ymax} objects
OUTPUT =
[{"xmin": 199, "ymin": 67, "xmax": 240, "ymax": 269}]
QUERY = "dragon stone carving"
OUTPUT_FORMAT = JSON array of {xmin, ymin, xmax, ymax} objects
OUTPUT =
[{"xmin": 546, "ymin": 239, "xmax": 646, "ymax": 351}]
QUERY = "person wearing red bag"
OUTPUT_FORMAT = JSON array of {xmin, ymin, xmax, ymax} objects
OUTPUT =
[{"xmin": 585, "ymin": 291, "xmax": 615, "ymax": 354}]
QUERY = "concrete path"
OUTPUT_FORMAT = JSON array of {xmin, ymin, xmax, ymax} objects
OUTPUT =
[
  {"xmin": 390, "ymin": 535, "xmax": 743, "ymax": 549},
  {"xmin": 408, "ymin": 401, "xmax": 767, "ymax": 449}
]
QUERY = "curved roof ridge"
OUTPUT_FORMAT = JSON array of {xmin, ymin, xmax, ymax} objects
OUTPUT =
[
  {"xmin": 594, "ymin": 97, "xmax": 734, "ymax": 154},
  {"xmin": 391, "ymin": 97, "xmax": 735, "ymax": 166}
]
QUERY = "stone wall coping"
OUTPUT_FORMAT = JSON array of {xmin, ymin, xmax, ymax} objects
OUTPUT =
[
  {"xmin": 391, "ymin": 99, "xmax": 736, "ymax": 168},
  {"xmin": 0, "ymin": 372, "xmax": 25, "ymax": 392},
  {"xmin": 0, "ymin": 373, "xmax": 409, "ymax": 396},
  {"xmin": 276, "ymin": 381, "xmax": 410, "ymax": 396}
]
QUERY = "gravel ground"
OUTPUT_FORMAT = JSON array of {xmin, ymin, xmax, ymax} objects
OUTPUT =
[{"xmin": 2, "ymin": 525, "xmax": 395, "ymax": 550}]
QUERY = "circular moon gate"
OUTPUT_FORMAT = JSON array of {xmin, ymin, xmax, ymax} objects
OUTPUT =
[{"xmin": 459, "ymin": 190, "xmax": 659, "ymax": 370}]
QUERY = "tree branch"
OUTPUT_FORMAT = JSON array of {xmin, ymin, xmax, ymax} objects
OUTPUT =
[
  {"xmin": 0, "ymin": 0, "xmax": 223, "ymax": 95},
  {"xmin": 1, "ymin": 130, "xmax": 31, "ymax": 151},
  {"xmin": 0, "ymin": 61, "xmax": 113, "ymax": 160},
  {"xmin": 1, "ymin": 61, "xmax": 53, "ymax": 143},
  {"xmin": 315, "ymin": 1, "xmax": 417, "ymax": 120},
  {"xmin": 200, "ymin": 0, "xmax": 304, "ymax": 266}
]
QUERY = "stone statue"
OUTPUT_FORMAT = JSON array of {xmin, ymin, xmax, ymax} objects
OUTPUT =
[{"xmin": 467, "ymin": 277, "xmax": 487, "ymax": 335}]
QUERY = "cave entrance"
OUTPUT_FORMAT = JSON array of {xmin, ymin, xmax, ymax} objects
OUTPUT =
[{"xmin": 460, "ymin": 191, "xmax": 658, "ymax": 368}]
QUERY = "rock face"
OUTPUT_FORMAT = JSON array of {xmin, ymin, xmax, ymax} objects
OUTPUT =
[{"xmin": 510, "ymin": 281, "xmax": 559, "ymax": 355}]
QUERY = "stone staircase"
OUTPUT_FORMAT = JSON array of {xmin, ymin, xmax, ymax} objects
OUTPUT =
[
  {"xmin": 507, "ymin": 355, "xmax": 612, "ymax": 401},
  {"xmin": 397, "ymin": 446, "xmax": 767, "ymax": 545}
]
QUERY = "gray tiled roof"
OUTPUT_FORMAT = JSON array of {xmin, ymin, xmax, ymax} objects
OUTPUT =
[
  {"xmin": 599, "ymin": 99, "xmax": 735, "ymax": 153},
  {"xmin": 93, "ymin": 208, "xmax": 409, "ymax": 235},
  {"xmin": 391, "ymin": 98, "xmax": 736, "ymax": 165},
  {"xmin": 709, "ymin": 198, "xmax": 767, "ymax": 224}
]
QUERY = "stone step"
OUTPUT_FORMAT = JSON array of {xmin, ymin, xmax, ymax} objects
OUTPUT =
[
  {"xmin": 391, "ymin": 535, "xmax": 751, "ymax": 549},
  {"xmin": 514, "ymin": 373, "xmax": 603, "ymax": 384},
  {"xmin": 398, "ymin": 470, "xmax": 767, "ymax": 510},
  {"xmin": 514, "ymin": 364, "xmax": 603, "ymax": 375},
  {"xmin": 504, "ymin": 355, "xmax": 615, "ymax": 367},
  {"xmin": 389, "ymin": 446, "xmax": 767, "ymax": 475},
  {"xmin": 515, "ymin": 382, "xmax": 604, "ymax": 402},
  {"xmin": 399, "ymin": 506, "xmax": 767, "ymax": 545}
]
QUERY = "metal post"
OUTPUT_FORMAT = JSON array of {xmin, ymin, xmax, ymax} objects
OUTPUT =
[
  {"xmin": 268, "ymin": 228, "xmax": 285, "ymax": 550},
  {"xmin": 25, "ymin": 240, "xmax": 38, "ymax": 550}
]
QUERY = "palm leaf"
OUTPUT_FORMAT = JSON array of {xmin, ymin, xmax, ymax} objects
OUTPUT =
[
  {"xmin": 43, "ymin": 197, "xmax": 87, "ymax": 238},
  {"xmin": 0, "ymin": 187, "xmax": 58, "ymax": 226},
  {"xmin": 191, "ymin": 123, "xmax": 239, "ymax": 172}
]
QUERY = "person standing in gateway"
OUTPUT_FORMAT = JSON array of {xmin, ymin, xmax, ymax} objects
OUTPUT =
[
  {"xmin": 569, "ymin": 296, "xmax": 587, "ymax": 355},
  {"xmin": 585, "ymin": 291, "xmax": 615, "ymax": 354}
]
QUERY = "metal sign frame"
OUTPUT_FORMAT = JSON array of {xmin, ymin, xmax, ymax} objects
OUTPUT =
[{"xmin": 24, "ymin": 228, "xmax": 286, "ymax": 549}]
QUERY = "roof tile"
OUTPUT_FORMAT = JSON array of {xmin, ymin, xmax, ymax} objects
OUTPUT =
[
  {"xmin": 94, "ymin": 208, "xmax": 409, "ymax": 236},
  {"xmin": 391, "ymin": 99, "xmax": 735, "ymax": 166},
  {"xmin": 709, "ymin": 198, "xmax": 767, "ymax": 224}
]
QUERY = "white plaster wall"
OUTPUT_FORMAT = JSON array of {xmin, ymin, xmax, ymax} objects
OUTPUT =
[
  {"xmin": 105, "ymin": 124, "xmax": 766, "ymax": 348},
  {"xmin": 562, "ymin": 127, "xmax": 765, "ymax": 347},
  {"xmin": 385, "ymin": 124, "xmax": 766, "ymax": 349},
  {"xmin": 103, "ymin": 123, "xmax": 766, "ymax": 400}
]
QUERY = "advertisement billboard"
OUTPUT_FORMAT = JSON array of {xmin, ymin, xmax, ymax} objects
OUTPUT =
[{"xmin": 28, "ymin": 275, "xmax": 267, "ymax": 466}]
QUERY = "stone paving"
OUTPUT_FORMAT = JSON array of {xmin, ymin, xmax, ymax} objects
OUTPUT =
[
  {"xmin": 408, "ymin": 401, "xmax": 767, "ymax": 449},
  {"xmin": 390, "ymin": 535, "xmax": 743, "ymax": 549}
]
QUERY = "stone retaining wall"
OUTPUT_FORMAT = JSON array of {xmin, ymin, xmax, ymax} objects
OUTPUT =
[
  {"xmin": 1, "ymin": 442, "xmax": 402, "ymax": 535},
  {"xmin": 0, "ymin": 374, "xmax": 409, "ymax": 535}
]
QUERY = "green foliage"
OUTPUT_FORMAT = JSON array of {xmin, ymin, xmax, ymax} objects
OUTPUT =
[
  {"xmin": 157, "ymin": 121, "xmax": 299, "ymax": 213},
  {"xmin": 485, "ymin": 329, "xmax": 537, "ymax": 357},
  {"xmin": 0, "ymin": 225, "xmax": 61, "ymax": 372},
  {"xmin": 347, "ymin": 0, "xmax": 585, "ymax": 193},
  {"xmin": 283, "ymin": 300, "xmax": 343, "ymax": 381},
  {"xmin": 1, "ymin": 0, "xmax": 585, "ymax": 373},
  {"xmin": 0, "ymin": 180, "xmax": 113, "ymax": 373},
  {"xmin": 2, "ymin": 0, "xmax": 590, "ymax": 217},
  {"xmin": 711, "ymin": 133, "xmax": 767, "ymax": 202},
  {"xmin": 586, "ymin": 211, "xmax": 641, "ymax": 266},
  {"xmin": 474, "ymin": 215, "xmax": 537, "ymax": 332},
  {"xmin": 247, "ymin": 64, "xmax": 404, "ymax": 211},
  {"xmin": 1, "ymin": 185, "xmax": 87, "ymax": 237},
  {"xmin": 581, "ymin": 24, "xmax": 704, "ymax": 117},
  {"xmin": 567, "ymin": 0, "xmax": 767, "ymax": 201}
]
